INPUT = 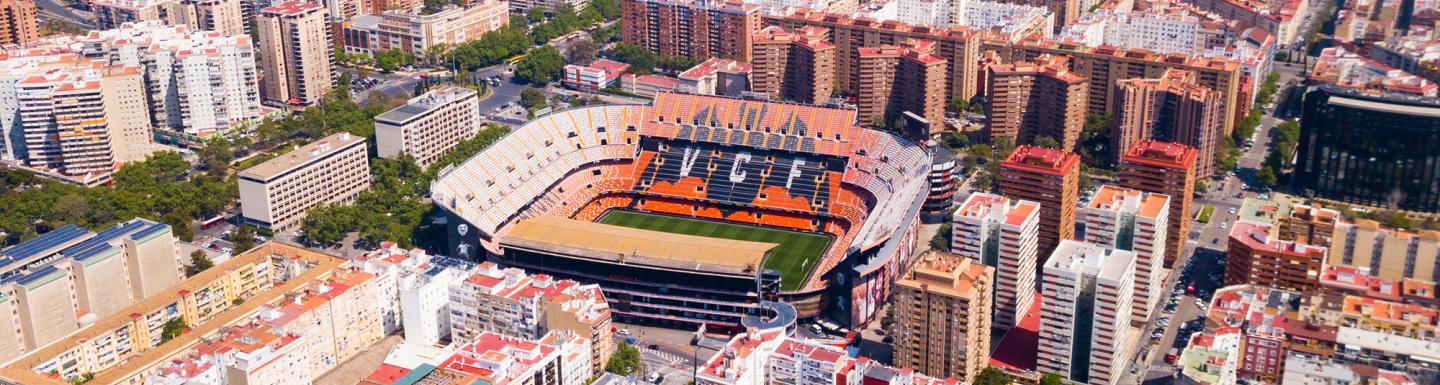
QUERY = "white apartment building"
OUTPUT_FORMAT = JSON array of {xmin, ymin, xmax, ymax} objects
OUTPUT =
[
  {"xmin": 398, "ymin": 255, "xmax": 476, "ymax": 345},
  {"xmin": 955, "ymin": 0, "xmax": 1055, "ymax": 38},
  {"xmin": 1039, "ymin": 240, "xmax": 1136, "ymax": 385},
  {"xmin": 767, "ymin": 338, "xmax": 852, "ymax": 385},
  {"xmin": 509, "ymin": 0, "xmax": 586, "ymax": 15},
  {"xmin": 951, "ymin": 192, "xmax": 1040, "ymax": 330},
  {"xmin": 1078, "ymin": 185, "xmax": 1170, "ymax": 323},
  {"xmin": 82, "ymin": 21, "xmax": 262, "ymax": 138},
  {"xmin": 11, "ymin": 57, "xmax": 153, "ymax": 185},
  {"xmin": 895, "ymin": 0, "xmax": 951, "ymax": 27},
  {"xmin": 447, "ymin": 262, "xmax": 614, "ymax": 370},
  {"xmin": 1059, "ymin": 10, "xmax": 1203, "ymax": 55},
  {"xmin": 237, "ymin": 131, "xmax": 370, "ymax": 232},
  {"xmin": 375, "ymin": 86, "xmax": 481, "ymax": 168}
]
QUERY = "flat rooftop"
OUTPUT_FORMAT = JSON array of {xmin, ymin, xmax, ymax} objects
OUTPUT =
[
  {"xmin": 501, "ymin": 217, "xmax": 776, "ymax": 276},
  {"xmin": 237, "ymin": 131, "xmax": 365, "ymax": 181},
  {"xmin": 375, "ymin": 87, "xmax": 476, "ymax": 125},
  {"xmin": 0, "ymin": 242, "xmax": 345, "ymax": 385}
]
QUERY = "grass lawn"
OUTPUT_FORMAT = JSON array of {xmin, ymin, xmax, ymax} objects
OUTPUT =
[
  {"xmin": 1197, "ymin": 205, "xmax": 1215, "ymax": 223},
  {"xmin": 597, "ymin": 210, "xmax": 831, "ymax": 291}
]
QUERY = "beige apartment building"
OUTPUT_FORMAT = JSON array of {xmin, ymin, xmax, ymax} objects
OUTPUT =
[
  {"xmin": 93, "ymin": 0, "xmax": 247, "ymax": 36},
  {"xmin": 257, "ymin": 0, "xmax": 334, "ymax": 107},
  {"xmin": 338, "ymin": 0, "xmax": 508, "ymax": 56},
  {"xmin": 16, "ymin": 59, "xmax": 154, "ymax": 185},
  {"xmin": 891, "ymin": 250, "xmax": 994, "ymax": 383},
  {"xmin": 1078, "ymin": 185, "xmax": 1170, "ymax": 323},
  {"xmin": 238, "ymin": 131, "xmax": 371, "ymax": 232},
  {"xmin": 0, "ymin": 242, "xmax": 354, "ymax": 385},
  {"xmin": 1330, "ymin": 219, "xmax": 1440, "ymax": 282},
  {"xmin": 0, "ymin": 219, "xmax": 181, "ymax": 364},
  {"xmin": 375, "ymin": 86, "xmax": 482, "ymax": 168},
  {"xmin": 1238, "ymin": 198, "xmax": 1339, "ymax": 246}
]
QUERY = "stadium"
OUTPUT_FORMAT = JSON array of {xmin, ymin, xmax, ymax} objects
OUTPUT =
[{"xmin": 431, "ymin": 92, "xmax": 931, "ymax": 329}]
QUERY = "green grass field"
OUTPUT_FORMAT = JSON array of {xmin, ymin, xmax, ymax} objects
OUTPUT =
[{"xmin": 597, "ymin": 210, "xmax": 832, "ymax": 291}]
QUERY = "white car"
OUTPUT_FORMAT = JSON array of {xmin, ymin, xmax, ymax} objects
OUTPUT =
[
  {"xmin": 619, "ymin": 328, "xmax": 630, "ymax": 336},
  {"xmin": 1220, "ymin": 222, "xmax": 1228, "ymax": 229},
  {"xmin": 1228, "ymin": 207, "xmax": 1237, "ymax": 214}
]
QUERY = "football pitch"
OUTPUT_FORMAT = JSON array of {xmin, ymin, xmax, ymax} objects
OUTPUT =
[{"xmin": 597, "ymin": 210, "xmax": 832, "ymax": 291}]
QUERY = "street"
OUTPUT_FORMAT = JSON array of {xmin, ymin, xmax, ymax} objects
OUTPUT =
[
  {"xmin": 34, "ymin": 0, "xmax": 95, "ymax": 28},
  {"xmin": 613, "ymin": 323, "xmax": 706, "ymax": 385}
]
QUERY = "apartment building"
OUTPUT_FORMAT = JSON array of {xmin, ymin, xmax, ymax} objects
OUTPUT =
[
  {"xmin": 1079, "ymin": 185, "xmax": 1170, "ymax": 323},
  {"xmin": 1180, "ymin": 0, "xmax": 1306, "ymax": 44},
  {"xmin": 82, "ymin": 21, "xmax": 262, "ymax": 138},
  {"xmin": 1237, "ymin": 198, "xmax": 1339, "ymax": 246},
  {"xmin": 375, "ymin": 86, "xmax": 482, "ymax": 168},
  {"xmin": 94, "ymin": 0, "xmax": 247, "ymax": 36},
  {"xmin": 562, "ymin": 59, "xmax": 632, "ymax": 91},
  {"xmin": 12, "ymin": 57, "xmax": 154, "ymax": 185},
  {"xmin": 0, "ymin": 242, "xmax": 342, "ymax": 385},
  {"xmin": 0, "ymin": 0, "xmax": 37, "ymax": 46},
  {"xmin": 1310, "ymin": 46, "xmax": 1436, "ymax": 98},
  {"xmin": 620, "ymin": 0, "xmax": 762, "ymax": 61},
  {"xmin": 767, "ymin": 338, "xmax": 852, "ymax": 385},
  {"xmin": 1038, "ymin": 240, "xmax": 1137, "ymax": 385},
  {"xmin": 998, "ymin": 145, "xmax": 1080, "ymax": 260},
  {"xmin": 751, "ymin": 26, "xmax": 792, "ymax": 97},
  {"xmin": 256, "ymin": 0, "xmax": 334, "ymax": 107},
  {"xmin": 360, "ymin": 330, "xmax": 592, "ymax": 385},
  {"xmin": 449, "ymin": 263, "xmax": 614, "ymax": 375},
  {"xmin": 393, "ymin": 255, "xmax": 475, "ymax": 345},
  {"xmin": 238, "ymin": 131, "xmax": 371, "ymax": 232},
  {"xmin": 1329, "ymin": 219, "xmax": 1440, "ymax": 282},
  {"xmin": 985, "ymin": 54, "xmax": 1087, "ymax": 150},
  {"xmin": 1112, "ymin": 69, "xmax": 1223, "ymax": 177},
  {"xmin": 1225, "ymin": 220, "xmax": 1328, "ymax": 292},
  {"xmin": 771, "ymin": 10, "xmax": 982, "ymax": 107},
  {"xmin": 1117, "ymin": 140, "xmax": 1197, "ymax": 267},
  {"xmin": 891, "ymin": 250, "xmax": 993, "ymax": 382},
  {"xmin": 338, "ymin": 1, "xmax": 509, "ymax": 56},
  {"xmin": 698, "ymin": 330, "xmax": 960, "ymax": 385},
  {"xmin": 1318, "ymin": 263, "xmax": 1439, "ymax": 306},
  {"xmin": 950, "ymin": 192, "xmax": 1039, "ymax": 330},
  {"xmin": 853, "ymin": 40, "xmax": 946, "ymax": 132},
  {"xmin": 676, "ymin": 58, "xmax": 752, "ymax": 97},
  {"xmin": 1001, "ymin": 36, "xmax": 1244, "ymax": 136},
  {"xmin": 0, "ymin": 220, "xmax": 180, "ymax": 363}
]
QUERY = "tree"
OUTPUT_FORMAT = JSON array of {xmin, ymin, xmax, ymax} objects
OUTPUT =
[
  {"xmin": 527, "ymin": 7, "xmax": 546, "ymax": 23},
  {"xmin": 606, "ymin": 343, "xmax": 642, "ymax": 375},
  {"xmin": 1034, "ymin": 135, "xmax": 1061, "ymax": 149},
  {"xmin": 609, "ymin": 43, "xmax": 659, "ymax": 74},
  {"xmin": 160, "ymin": 317, "xmax": 188, "ymax": 343},
  {"xmin": 948, "ymin": 97, "xmax": 969, "ymax": 113},
  {"xmin": 974, "ymin": 367, "xmax": 1013, "ymax": 385},
  {"xmin": 199, "ymin": 138, "xmax": 235, "ymax": 178},
  {"xmin": 374, "ymin": 49, "xmax": 415, "ymax": 72},
  {"xmin": 189, "ymin": 249, "xmax": 214, "ymax": 276},
  {"xmin": 1256, "ymin": 166, "xmax": 1278, "ymax": 187},
  {"xmin": 520, "ymin": 87, "xmax": 548, "ymax": 109},
  {"xmin": 591, "ymin": 0, "xmax": 621, "ymax": 20},
  {"xmin": 1039, "ymin": 373, "xmax": 1063, "ymax": 385},
  {"xmin": 515, "ymin": 45, "xmax": 565, "ymax": 84},
  {"xmin": 565, "ymin": 38, "xmax": 598, "ymax": 65},
  {"xmin": 929, "ymin": 221, "xmax": 952, "ymax": 252},
  {"xmin": 229, "ymin": 225, "xmax": 257, "ymax": 254}
]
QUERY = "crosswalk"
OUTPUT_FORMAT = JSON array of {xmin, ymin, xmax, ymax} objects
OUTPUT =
[{"xmin": 640, "ymin": 347, "xmax": 685, "ymax": 365}]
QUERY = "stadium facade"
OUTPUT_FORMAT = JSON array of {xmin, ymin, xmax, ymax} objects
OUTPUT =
[{"xmin": 431, "ymin": 92, "xmax": 931, "ymax": 329}]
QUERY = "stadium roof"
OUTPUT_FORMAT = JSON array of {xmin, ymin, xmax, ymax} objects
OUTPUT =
[{"xmin": 502, "ymin": 217, "xmax": 776, "ymax": 276}]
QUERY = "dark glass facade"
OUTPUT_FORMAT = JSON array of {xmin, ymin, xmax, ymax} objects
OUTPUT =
[{"xmin": 1296, "ymin": 87, "xmax": 1440, "ymax": 212}]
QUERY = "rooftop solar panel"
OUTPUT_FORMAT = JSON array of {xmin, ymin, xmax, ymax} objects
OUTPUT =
[
  {"xmin": 129, "ymin": 222, "xmax": 171, "ymax": 241},
  {"xmin": 0, "ymin": 225, "xmax": 89, "ymax": 261}
]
